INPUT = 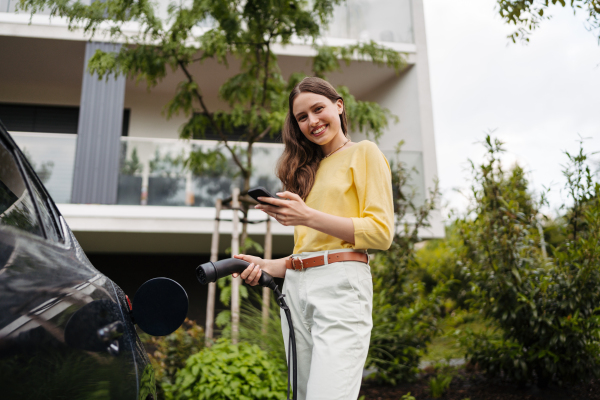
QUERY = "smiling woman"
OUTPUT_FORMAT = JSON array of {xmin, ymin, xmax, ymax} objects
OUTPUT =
[{"xmin": 232, "ymin": 77, "xmax": 394, "ymax": 400}]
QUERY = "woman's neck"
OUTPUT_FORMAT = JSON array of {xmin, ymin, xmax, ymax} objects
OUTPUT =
[{"xmin": 321, "ymin": 133, "xmax": 349, "ymax": 157}]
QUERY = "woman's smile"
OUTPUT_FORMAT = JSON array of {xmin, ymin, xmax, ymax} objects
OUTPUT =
[{"xmin": 312, "ymin": 124, "xmax": 328, "ymax": 137}]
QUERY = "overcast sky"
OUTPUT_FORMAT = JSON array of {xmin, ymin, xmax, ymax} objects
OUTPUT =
[{"xmin": 422, "ymin": 0, "xmax": 600, "ymax": 217}]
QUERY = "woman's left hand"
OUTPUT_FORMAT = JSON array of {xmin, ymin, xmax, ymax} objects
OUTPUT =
[{"xmin": 255, "ymin": 191, "xmax": 313, "ymax": 227}]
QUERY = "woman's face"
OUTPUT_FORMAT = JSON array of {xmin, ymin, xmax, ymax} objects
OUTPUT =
[{"xmin": 292, "ymin": 92, "xmax": 344, "ymax": 147}]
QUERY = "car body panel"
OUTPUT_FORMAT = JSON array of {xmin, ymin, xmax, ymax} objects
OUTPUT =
[{"xmin": 0, "ymin": 123, "xmax": 155, "ymax": 400}]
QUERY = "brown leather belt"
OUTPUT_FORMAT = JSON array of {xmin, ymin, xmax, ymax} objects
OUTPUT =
[{"xmin": 285, "ymin": 251, "xmax": 369, "ymax": 270}]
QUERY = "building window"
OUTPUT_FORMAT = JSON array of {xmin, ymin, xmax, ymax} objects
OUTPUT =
[{"xmin": 0, "ymin": 103, "xmax": 130, "ymax": 136}]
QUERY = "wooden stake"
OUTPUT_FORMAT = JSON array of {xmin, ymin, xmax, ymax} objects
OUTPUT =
[
  {"xmin": 205, "ymin": 198, "xmax": 222, "ymax": 345},
  {"xmin": 231, "ymin": 188, "xmax": 241, "ymax": 344},
  {"xmin": 262, "ymin": 217, "xmax": 272, "ymax": 335}
]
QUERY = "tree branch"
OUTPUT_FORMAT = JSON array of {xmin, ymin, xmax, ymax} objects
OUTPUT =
[
  {"xmin": 261, "ymin": 35, "xmax": 273, "ymax": 107},
  {"xmin": 251, "ymin": 44, "xmax": 261, "ymax": 108},
  {"xmin": 253, "ymin": 126, "xmax": 272, "ymax": 144},
  {"xmin": 177, "ymin": 60, "xmax": 246, "ymax": 174}
]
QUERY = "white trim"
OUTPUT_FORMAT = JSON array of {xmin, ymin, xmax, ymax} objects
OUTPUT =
[
  {"xmin": 9, "ymin": 131, "xmax": 76, "ymax": 139},
  {"xmin": 120, "ymin": 136, "xmax": 285, "ymax": 149},
  {"xmin": 57, "ymin": 203, "xmax": 295, "ymax": 235}
]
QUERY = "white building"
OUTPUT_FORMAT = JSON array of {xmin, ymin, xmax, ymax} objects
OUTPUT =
[{"xmin": 0, "ymin": 0, "xmax": 441, "ymax": 320}]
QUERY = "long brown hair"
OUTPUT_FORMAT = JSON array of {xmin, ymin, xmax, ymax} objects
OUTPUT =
[{"xmin": 276, "ymin": 77, "xmax": 348, "ymax": 200}]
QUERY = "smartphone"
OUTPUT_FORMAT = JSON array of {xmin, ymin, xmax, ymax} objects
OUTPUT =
[{"xmin": 248, "ymin": 187, "xmax": 280, "ymax": 207}]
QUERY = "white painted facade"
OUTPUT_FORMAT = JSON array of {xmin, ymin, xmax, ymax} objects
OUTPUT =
[{"xmin": 0, "ymin": 0, "xmax": 442, "ymax": 255}]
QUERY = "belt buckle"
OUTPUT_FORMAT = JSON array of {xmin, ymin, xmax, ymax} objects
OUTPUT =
[{"xmin": 290, "ymin": 256, "xmax": 304, "ymax": 271}]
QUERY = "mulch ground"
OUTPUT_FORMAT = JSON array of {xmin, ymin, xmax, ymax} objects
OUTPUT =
[{"xmin": 359, "ymin": 369, "xmax": 600, "ymax": 400}]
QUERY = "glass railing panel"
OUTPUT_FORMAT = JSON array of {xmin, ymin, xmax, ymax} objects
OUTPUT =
[
  {"xmin": 0, "ymin": 0, "xmax": 52, "ymax": 14},
  {"xmin": 118, "ymin": 137, "xmax": 284, "ymax": 207},
  {"xmin": 11, "ymin": 132, "xmax": 77, "ymax": 204},
  {"xmin": 383, "ymin": 150, "xmax": 426, "ymax": 207},
  {"xmin": 136, "ymin": 0, "xmax": 413, "ymax": 43},
  {"xmin": 190, "ymin": 142, "xmax": 283, "ymax": 207},
  {"xmin": 326, "ymin": 0, "xmax": 414, "ymax": 43},
  {"xmin": 119, "ymin": 138, "xmax": 188, "ymax": 206}
]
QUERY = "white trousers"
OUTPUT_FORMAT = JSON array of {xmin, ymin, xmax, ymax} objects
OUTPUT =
[{"xmin": 281, "ymin": 249, "xmax": 373, "ymax": 400}]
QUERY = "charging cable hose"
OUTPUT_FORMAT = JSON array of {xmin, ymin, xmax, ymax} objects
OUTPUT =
[{"xmin": 197, "ymin": 258, "xmax": 297, "ymax": 400}]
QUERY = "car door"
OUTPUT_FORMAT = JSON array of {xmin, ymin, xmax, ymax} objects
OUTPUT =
[{"xmin": 0, "ymin": 125, "xmax": 154, "ymax": 400}]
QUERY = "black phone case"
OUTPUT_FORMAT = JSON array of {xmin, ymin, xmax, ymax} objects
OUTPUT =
[{"xmin": 248, "ymin": 187, "xmax": 279, "ymax": 206}]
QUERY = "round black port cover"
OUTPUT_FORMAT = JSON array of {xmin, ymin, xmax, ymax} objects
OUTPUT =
[{"xmin": 132, "ymin": 277, "xmax": 188, "ymax": 336}]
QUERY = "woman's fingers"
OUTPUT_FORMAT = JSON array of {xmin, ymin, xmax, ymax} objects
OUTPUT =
[
  {"xmin": 240, "ymin": 264, "xmax": 254, "ymax": 280},
  {"xmin": 235, "ymin": 263, "xmax": 262, "ymax": 286},
  {"xmin": 256, "ymin": 204, "xmax": 282, "ymax": 214},
  {"xmin": 252, "ymin": 269, "xmax": 262, "ymax": 285},
  {"xmin": 276, "ymin": 191, "xmax": 300, "ymax": 201},
  {"xmin": 245, "ymin": 264, "xmax": 261, "ymax": 285}
]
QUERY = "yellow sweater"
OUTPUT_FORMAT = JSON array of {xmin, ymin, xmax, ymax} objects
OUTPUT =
[{"xmin": 293, "ymin": 140, "xmax": 394, "ymax": 254}]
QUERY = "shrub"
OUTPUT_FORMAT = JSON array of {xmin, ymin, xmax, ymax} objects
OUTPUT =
[
  {"xmin": 218, "ymin": 289, "xmax": 287, "ymax": 366},
  {"xmin": 415, "ymin": 223, "xmax": 473, "ymax": 310},
  {"xmin": 165, "ymin": 339, "xmax": 287, "ymax": 400},
  {"xmin": 142, "ymin": 318, "xmax": 205, "ymax": 397},
  {"xmin": 429, "ymin": 373, "xmax": 453, "ymax": 398},
  {"xmin": 459, "ymin": 136, "xmax": 600, "ymax": 386},
  {"xmin": 366, "ymin": 142, "xmax": 449, "ymax": 384}
]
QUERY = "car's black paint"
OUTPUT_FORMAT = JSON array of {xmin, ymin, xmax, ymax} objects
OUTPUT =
[{"xmin": 0, "ymin": 122, "xmax": 159, "ymax": 400}]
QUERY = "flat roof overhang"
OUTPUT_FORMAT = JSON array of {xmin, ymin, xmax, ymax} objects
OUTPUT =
[
  {"xmin": 58, "ymin": 204, "xmax": 295, "ymax": 254},
  {"xmin": 57, "ymin": 204, "xmax": 445, "ymax": 255}
]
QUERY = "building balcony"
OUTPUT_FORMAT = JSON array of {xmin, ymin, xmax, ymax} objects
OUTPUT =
[
  {"xmin": 11, "ymin": 132, "xmax": 285, "ymax": 208},
  {"xmin": 0, "ymin": 0, "xmax": 415, "ymax": 47},
  {"xmin": 10, "ymin": 131, "xmax": 294, "ymax": 253},
  {"xmin": 10, "ymin": 131, "xmax": 441, "ymax": 253}
]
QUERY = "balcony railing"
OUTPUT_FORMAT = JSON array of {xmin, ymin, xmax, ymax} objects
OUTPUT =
[
  {"xmin": 118, "ymin": 137, "xmax": 284, "ymax": 207},
  {"xmin": 2, "ymin": 0, "xmax": 414, "ymax": 45},
  {"xmin": 326, "ymin": 0, "xmax": 414, "ymax": 43},
  {"xmin": 11, "ymin": 132, "xmax": 77, "ymax": 204},
  {"xmin": 383, "ymin": 149, "xmax": 426, "ymax": 207},
  {"xmin": 150, "ymin": 0, "xmax": 414, "ymax": 44},
  {"xmin": 10, "ymin": 132, "xmax": 425, "ymax": 209}
]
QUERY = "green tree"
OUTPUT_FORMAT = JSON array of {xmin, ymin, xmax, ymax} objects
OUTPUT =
[
  {"xmin": 496, "ymin": 0, "xmax": 600, "ymax": 43},
  {"xmin": 459, "ymin": 136, "xmax": 600, "ymax": 387},
  {"xmin": 18, "ymin": 0, "xmax": 405, "ymax": 327},
  {"xmin": 120, "ymin": 147, "xmax": 142, "ymax": 175}
]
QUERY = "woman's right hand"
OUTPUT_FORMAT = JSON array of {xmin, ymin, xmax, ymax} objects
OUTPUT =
[{"xmin": 232, "ymin": 254, "xmax": 265, "ymax": 286}]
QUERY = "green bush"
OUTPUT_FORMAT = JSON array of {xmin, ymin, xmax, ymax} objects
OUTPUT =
[
  {"xmin": 413, "ymin": 224, "xmax": 475, "ymax": 316},
  {"xmin": 429, "ymin": 373, "xmax": 453, "ymax": 398},
  {"xmin": 458, "ymin": 136, "xmax": 600, "ymax": 386},
  {"xmin": 142, "ymin": 318, "xmax": 205, "ymax": 397},
  {"xmin": 217, "ymin": 289, "xmax": 286, "ymax": 366},
  {"xmin": 366, "ymin": 142, "xmax": 449, "ymax": 384},
  {"xmin": 165, "ymin": 339, "xmax": 287, "ymax": 400}
]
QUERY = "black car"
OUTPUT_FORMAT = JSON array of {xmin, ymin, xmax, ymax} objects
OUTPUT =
[{"xmin": 0, "ymin": 122, "xmax": 187, "ymax": 399}]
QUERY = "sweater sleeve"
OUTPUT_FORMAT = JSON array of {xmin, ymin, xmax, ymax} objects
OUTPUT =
[{"xmin": 350, "ymin": 142, "xmax": 394, "ymax": 250}]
